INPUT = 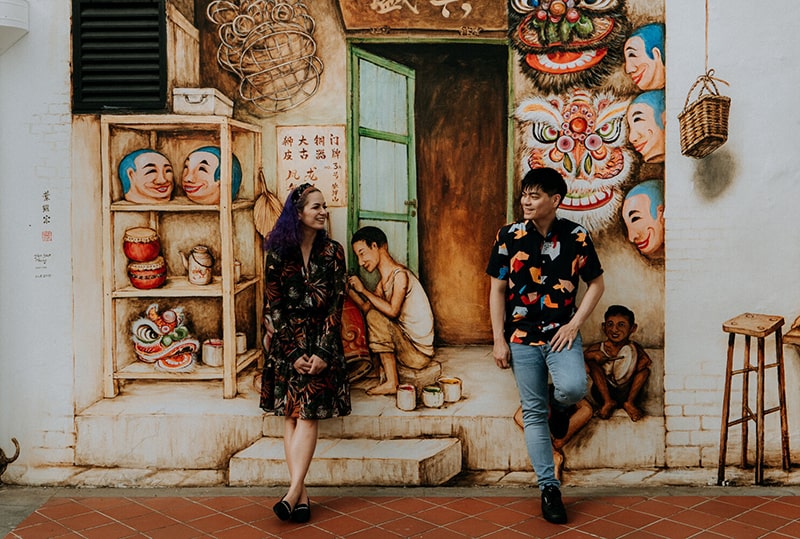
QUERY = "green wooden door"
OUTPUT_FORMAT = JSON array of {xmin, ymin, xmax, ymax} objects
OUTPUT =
[{"xmin": 348, "ymin": 46, "xmax": 418, "ymax": 272}]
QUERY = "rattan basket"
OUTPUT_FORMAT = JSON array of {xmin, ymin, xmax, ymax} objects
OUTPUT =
[{"xmin": 678, "ymin": 70, "xmax": 730, "ymax": 158}]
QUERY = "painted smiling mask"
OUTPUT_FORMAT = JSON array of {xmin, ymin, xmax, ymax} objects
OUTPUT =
[{"xmin": 509, "ymin": 0, "xmax": 630, "ymax": 93}]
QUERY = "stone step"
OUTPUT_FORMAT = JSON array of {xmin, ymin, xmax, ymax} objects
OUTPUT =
[{"xmin": 229, "ymin": 437, "xmax": 462, "ymax": 487}]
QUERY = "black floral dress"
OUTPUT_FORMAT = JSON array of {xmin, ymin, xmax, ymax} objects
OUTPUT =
[{"xmin": 260, "ymin": 237, "xmax": 351, "ymax": 419}]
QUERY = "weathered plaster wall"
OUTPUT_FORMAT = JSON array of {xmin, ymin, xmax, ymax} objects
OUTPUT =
[
  {"xmin": 664, "ymin": 0, "xmax": 800, "ymax": 467},
  {"xmin": 0, "ymin": 0, "xmax": 74, "ymax": 468}
]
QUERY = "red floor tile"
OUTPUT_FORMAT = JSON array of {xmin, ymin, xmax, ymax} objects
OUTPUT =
[{"xmin": 10, "ymin": 493, "xmax": 800, "ymax": 539}]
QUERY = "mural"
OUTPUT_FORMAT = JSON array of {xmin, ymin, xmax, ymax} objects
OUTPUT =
[
  {"xmin": 622, "ymin": 179, "xmax": 664, "ymax": 259},
  {"xmin": 276, "ymin": 125, "xmax": 347, "ymax": 207},
  {"xmin": 510, "ymin": 0, "xmax": 666, "ymax": 471},
  {"xmin": 347, "ymin": 226, "xmax": 436, "ymax": 396},
  {"xmin": 515, "ymin": 91, "xmax": 635, "ymax": 232},
  {"xmin": 508, "ymin": 0, "xmax": 630, "ymax": 92},
  {"xmin": 206, "ymin": 0, "xmax": 323, "ymax": 114},
  {"xmin": 131, "ymin": 304, "xmax": 200, "ymax": 372},
  {"xmin": 584, "ymin": 304, "xmax": 651, "ymax": 421},
  {"xmin": 118, "ymin": 146, "xmax": 243, "ymax": 205},
  {"xmin": 181, "ymin": 146, "xmax": 243, "ymax": 204},
  {"xmin": 117, "ymin": 149, "xmax": 175, "ymax": 204}
]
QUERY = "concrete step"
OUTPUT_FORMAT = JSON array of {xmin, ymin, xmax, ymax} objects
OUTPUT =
[{"xmin": 229, "ymin": 437, "xmax": 462, "ymax": 487}]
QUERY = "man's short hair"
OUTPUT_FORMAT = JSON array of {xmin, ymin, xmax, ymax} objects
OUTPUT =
[
  {"xmin": 604, "ymin": 305, "xmax": 635, "ymax": 325},
  {"xmin": 520, "ymin": 167, "xmax": 567, "ymax": 201},
  {"xmin": 351, "ymin": 225, "xmax": 388, "ymax": 248}
]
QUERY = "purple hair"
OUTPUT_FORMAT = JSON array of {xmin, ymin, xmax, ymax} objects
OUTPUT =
[{"xmin": 264, "ymin": 183, "xmax": 325, "ymax": 256}]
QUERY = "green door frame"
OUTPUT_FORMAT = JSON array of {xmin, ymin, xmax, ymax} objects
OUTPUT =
[{"xmin": 345, "ymin": 38, "xmax": 517, "ymax": 270}]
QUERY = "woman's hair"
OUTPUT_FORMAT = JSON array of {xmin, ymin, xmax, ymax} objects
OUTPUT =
[{"xmin": 264, "ymin": 183, "xmax": 325, "ymax": 255}]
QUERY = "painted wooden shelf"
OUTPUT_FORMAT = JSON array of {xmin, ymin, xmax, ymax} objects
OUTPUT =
[
  {"xmin": 114, "ymin": 349, "xmax": 261, "ymax": 380},
  {"xmin": 101, "ymin": 114, "xmax": 265, "ymax": 399}
]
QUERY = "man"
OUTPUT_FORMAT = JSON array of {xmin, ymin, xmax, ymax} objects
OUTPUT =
[
  {"xmin": 118, "ymin": 149, "xmax": 174, "ymax": 204},
  {"xmin": 626, "ymin": 90, "xmax": 666, "ymax": 163},
  {"xmin": 347, "ymin": 226, "xmax": 435, "ymax": 396},
  {"xmin": 625, "ymin": 23, "xmax": 666, "ymax": 91},
  {"xmin": 181, "ymin": 146, "xmax": 242, "ymax": 204},
  {"xmin": 487, "ymin": 167, "xmax": 604, "ymax": 524},
  {"xmin": 622, "ymin": 179, "xmax": 665, "ymax": 259}
]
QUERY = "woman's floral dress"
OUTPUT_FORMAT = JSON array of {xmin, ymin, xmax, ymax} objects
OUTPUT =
[{"xmin": 260, "ymin": 237, "xmax": 351, "ymax": 419}]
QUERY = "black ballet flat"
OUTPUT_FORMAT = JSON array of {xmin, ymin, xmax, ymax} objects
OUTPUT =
[
  {"xmin": 290, "ymin": 500, "xmax": 311, "ymax": 523},
  {"xmin": 273, "ymin": 496, "xmax": 293, "ymax": 521}
]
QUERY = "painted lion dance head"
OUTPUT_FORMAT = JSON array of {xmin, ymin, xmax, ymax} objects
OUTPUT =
[
  {"xmin": 131, "ymin": 303, "xmax": 200, "ymax": 372},
  {"xmin": 509, "ymin": 0, "xmax": 629, "ymax": 93}
]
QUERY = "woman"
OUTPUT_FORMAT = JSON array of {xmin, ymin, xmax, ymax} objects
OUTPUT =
[{"xmin": 260, "ymin": 183, "xmax": 350, "ymax": 523}]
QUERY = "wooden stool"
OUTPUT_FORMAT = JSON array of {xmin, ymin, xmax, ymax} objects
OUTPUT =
[{"xmin": 718, "ymin": 313, "xmax": 790, "ymax": 485}]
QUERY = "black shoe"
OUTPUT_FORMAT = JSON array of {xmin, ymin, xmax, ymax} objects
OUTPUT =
[
  {"xmin": 548, "ymin": 402, "xmax": 570, "ymax": 440},
  {"xmin": 272, "ymin": 496, "xmax": 293, "ymax": 521},
  {"xmin": 290, "ymin": 500, "xmax": 311, "ymax": 523},
  {"xmin": 541, "ymin": 485, "xmax": 567, "ymax": 524}
]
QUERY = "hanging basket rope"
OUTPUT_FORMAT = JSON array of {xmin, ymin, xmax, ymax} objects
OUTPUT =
[{"xmin": 678, "ymin": 0, "xmax": 731, "ymax": 158}]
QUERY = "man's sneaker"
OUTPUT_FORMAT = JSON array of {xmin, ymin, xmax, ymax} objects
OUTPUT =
[
  {"xmin": 548, "ymin": 402, "xmax": 570, "ymax": 440},
  {"xmin": 541, "ymin": 484, "xmax": 567, "ymax": 524}
]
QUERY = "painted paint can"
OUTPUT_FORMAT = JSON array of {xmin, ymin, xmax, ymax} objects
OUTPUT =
[
  {"xmin": 235, "ymin": 332, "xmax": 247, "ymax": 354},
  {"xmin": 422, "ymin": 385, "xmax": 444, "ymax": 408},
  {"xmin": 438, "ymin": 377, "xmax": 462, "ymax": 402},
  {"xmin": 202, "ymin": 338, "xmax": 224, "ymax": 367},
  {"xmin": 396, "ymin": 384, "xmax": 416, "ymax": 411}
]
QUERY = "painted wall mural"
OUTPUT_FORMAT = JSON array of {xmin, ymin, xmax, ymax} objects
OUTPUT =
[
  {"xmin": 276, "ymin": 125, "xmax": 347, "ymax": 207},
  {"xmin": 510, "ymin": 0, "xmax": 666, "ymax": 473},
  {"xmin": 206, "ymin": 0, "xmax": 323, "ymax": 113},
  {"xmin": 515, "ymin": 90, "xmax": 635, "ymax": 232},
  {"xmin": 508, "ymin": 0, "xmax": 630, "ymax": 93},
  {"xmin": 336, "ymin": 0, "xmax": 507, "ymax": 32}
]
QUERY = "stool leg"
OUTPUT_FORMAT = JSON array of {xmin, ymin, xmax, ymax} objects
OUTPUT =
[
  {"xmin": 756, "ymin": 337, "xmax": 766, "ymax": 485},
  {"xmin": 776, "ymin": 331, "xmax": 791, "ymax": 470},
  {"xmin": 718, "ymin": 332, "xmax": 735, "ymax": 485},
  {"xmin": 741, "ymin": 336, "xmax": 751, "ymax": 469}
]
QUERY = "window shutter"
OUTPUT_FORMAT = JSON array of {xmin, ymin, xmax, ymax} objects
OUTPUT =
[{"xmin": 72, "ymin": 0, "xmax": 167, "ymax": 113}]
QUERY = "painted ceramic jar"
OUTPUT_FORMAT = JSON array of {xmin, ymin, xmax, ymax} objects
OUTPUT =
[{"xmin": 181, "ymin": 245, "xmax": 214, "ymax": 285}]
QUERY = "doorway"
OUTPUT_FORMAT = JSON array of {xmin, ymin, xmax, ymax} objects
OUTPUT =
[{"xmin": 350, "ymin": 42, "xmax": 509, "ymax": 344}]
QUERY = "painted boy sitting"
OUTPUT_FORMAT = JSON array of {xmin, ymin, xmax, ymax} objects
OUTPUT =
[{"xmin": 584, "ymin": 305, "xmax": 651, "ymax": 421}]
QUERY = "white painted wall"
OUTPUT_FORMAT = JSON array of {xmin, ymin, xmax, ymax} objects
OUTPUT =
[
  {"xmin": 2, "ymin": 0, "xmax": 800, "ymax": 481},
  {"xmin": 664, "ymin": 0, "xmax": 800, "ymax": 466},
  {"xmin": 0, "ymin": 0, "xmax": 74, "ymax": 468}
]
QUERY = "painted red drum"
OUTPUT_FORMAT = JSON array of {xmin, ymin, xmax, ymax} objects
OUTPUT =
[
  {"xmin": 127, "ymin": 256, "xmax": 167, "ymax": 289},
  {"xmin": 123, "ymin": 226, "xmax": 161, "ymax": 262}
]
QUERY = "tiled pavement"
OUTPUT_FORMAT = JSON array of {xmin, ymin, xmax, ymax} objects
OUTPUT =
[{"xmin": 5, "ymin": 484, "xmax": 800, "ymax": 538}]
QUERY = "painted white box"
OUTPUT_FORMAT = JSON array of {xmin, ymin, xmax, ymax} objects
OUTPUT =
[{"xmin": 173, "ymin": 88, "xmax": 233, "ymax": 117}]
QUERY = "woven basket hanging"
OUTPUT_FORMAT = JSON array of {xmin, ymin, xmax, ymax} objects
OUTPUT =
[
  {"xmin": 677, "ymin": 0, "xmax": 731, "ymax": 159},
  {"xmin": 678, "ymin": 70, "xmax": 730, "ymax": 158}
]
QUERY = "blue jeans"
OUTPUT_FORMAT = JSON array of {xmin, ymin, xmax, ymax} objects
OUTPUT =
[{"xmin": 510, "ymin": 336, "xmax": 588, "ymax": 490}]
